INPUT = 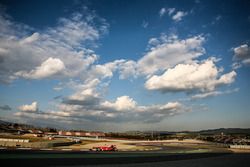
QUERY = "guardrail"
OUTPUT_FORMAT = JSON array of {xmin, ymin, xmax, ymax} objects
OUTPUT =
[
  {"xmin": 230, "ymin": 145, "xmax": 250, "ymax": 149},
  {"xmin": 0, "ymin": 138, "xmax": 29, "ymax": 143}
]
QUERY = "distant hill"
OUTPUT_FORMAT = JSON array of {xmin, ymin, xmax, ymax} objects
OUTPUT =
[
  {"xmin": 133, "ymin": 128, "xmax": 250, "ymax": 136},
  {"xmin": 0, "ymin": 119, "xmax": 56, "ymax": 133},
  {"xmin": 198, "ymin": 128, "xmax": 250, "ymax": 135},
  {"xmin": 1, "ymin": 119, "xmax": 250, "ymax": 135},
  {"xmin": 0, "ymin": 120, "xmax": 11, "ymax": 125}
]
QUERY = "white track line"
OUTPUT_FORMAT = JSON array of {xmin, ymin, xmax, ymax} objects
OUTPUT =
[
  {"xmin": 40, "ymin": 148, "xmax": 53, "ymax": 151},
  {"xmin": 17, "ymin": 148, "xmax": 32, "ymax": 150},
  {"xmin": 0, "ymin": 147, "xmax": 7, "ymax": 150},
  {"xmin": 61, "ymin": 148, "xmax": 72, "ymax": 151}
]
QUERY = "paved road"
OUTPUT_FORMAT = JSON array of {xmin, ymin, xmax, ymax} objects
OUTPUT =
[
  {"xmin": 2, "ymin": 149, "xmax": 249, "ymax": 167},
  {"xmin": 80, "ymin": 153, "xmax": 250, "ymax": 167}
]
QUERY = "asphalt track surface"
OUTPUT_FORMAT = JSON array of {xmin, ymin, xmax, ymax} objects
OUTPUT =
[{"xmin": 1, "ymin": 150, "xmax": 250, "ymax": 167}]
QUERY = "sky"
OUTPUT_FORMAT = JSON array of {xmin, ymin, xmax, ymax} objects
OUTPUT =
[{"xmin": 0, "ymin": 0, "xmax": 250, "ymax": 132}]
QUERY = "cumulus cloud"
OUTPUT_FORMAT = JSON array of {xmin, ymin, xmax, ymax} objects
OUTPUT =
[
  {"xmin": 102, "ymin": 96, "xmax": 137, "ymax": 111},
  {"xmin": 20, "ymin": 32, "xmax": 40, "ymax": 44},
  {"xmin": 148, "ymin": 38, "xmax": 160, "ymax": 47},
  {"xmin": 162, "ymin": 8, "xmax": 187, "ymax": 22},
  {"xmin": 159, "ymin": 8, "xmax": 166, "ymax": 17},
  {"xmin": 12, "ymin": 53, "xmax": 190, "ymax": 124},
  {"xmin": 145, "ymin": 59, "xmax": 237, "ymax": 93},
  {"xmin": 167, "ymin": 8, "xmax": 176, "ymax": 16},
  {"xmin": 63, "ymin": 87, "xmax": 101, "ymax": 106},
  {"xmin": 15, "ymin": 57, "xmax": 65, "ymax": 79},
  {"xmin": 85, "ymin": 59, "xmax": 138, "ymax": 81},
  {"xmin": 99, "ymin": 34, "xmax": 206, "ymax": 80},
  {"xmin": 172, "ymin": 11, "xmax": 188, "ymax": 22},
  {"xmin": 0, "ymin": 10, "xmax": 106, "ymax": 83},
  {"xmin": 15, "ymin": 95, "xmax": 188, "ymax": 124},
  {"xmin": 233, "ymin": 44, "xmax": 250, "ymax": 66},
  {"xmin": 60, "ymin": 78, "xmax": 103, "ymax": 106},
  {"xmin": 18, "ymin": 102, "xmax": 38, "ymax": 112},
  {"xmin": 118, "ymin": 60, "xmax": 138, "ymax": 79},
  {"xmin": 0, "ymin": 8, "xmax": 205, "ymax": 86},
  {"xmin": 88, "ymin": 60, "xmax": 122, "ymax": 80},
  {"xmin": 232, "ymin": 62, "xmax": 242, "ymax": 70},
  {"xmin": 50, "ymin": 13, "xmax": 101, "ymax": 47},
  {"xmin": 137, "ymin": 34, "xmax": 205, "ymax": 76},
  {"xmin": 3, "ymin": 5, "xmax": 237, "ymax": 129},
  {"xmin": 59, "ymin": 32, "xmax": 205, "ymax": 82}
]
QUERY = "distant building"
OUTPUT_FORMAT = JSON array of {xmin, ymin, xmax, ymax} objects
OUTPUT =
[
  {"xmin": 44, "ymin": 132, "xmax": 58, "ymax": 135},
  {"xmin": 28, "ymin": 129, "xmax": 43, "ymax": 134},
  {"xmin": 58, "ymin": 131, "xmax": 105, "ymax": 138},
  {"xmin": 26, "ymin": 129, "xmax": 44, "ymax": 137}
]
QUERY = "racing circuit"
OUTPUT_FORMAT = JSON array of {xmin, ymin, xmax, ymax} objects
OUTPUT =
[
  {"xmin": 1, "ymin": 139, "xmax": 250, "ymax": 167},
  {"xmin": 1, "ymin": 149, "xmax": 250, "ymax": 167}
]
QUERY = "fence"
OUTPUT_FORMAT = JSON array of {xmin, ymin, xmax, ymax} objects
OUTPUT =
[
  {"xmin": 0, "ymin": 138, "xmax": 29, "ymax": 143},
  {"xmin": 230, "ymin": 145, "xmax": 250, "ymax": 149}
]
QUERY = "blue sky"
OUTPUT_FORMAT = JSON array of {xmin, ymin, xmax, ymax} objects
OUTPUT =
[{"xmin": 0, "ymin": 0, "xmax": 250, "ymax": 131}]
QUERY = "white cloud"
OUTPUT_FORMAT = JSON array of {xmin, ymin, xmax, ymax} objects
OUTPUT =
[
  {"xmin": 167, "ymin": 8, "xmax": 176, "ymax": 16},
  {"xmin": 172, "ymin": 11, "xmax": 188, "ymax": 22},
  {"xmin": 159, "ymin": 8, "xmax": 166, "ymax": 17},
  {"xmin": 159, "ymin": 102, "xmax": 181, "ymax": 110},
  {"xmin": 137, "ymin": 35, "xmax": 205, "ymax": 76},
  {"xmin": 88, "ymin": 60, "xmax": 122, "ymax": 80},
  {"xmin": 15, "ymin": 94, "xmax": 189, "ymax": 124},
  {"xmin": 18, "ymin": 102, "xmax": 38, "ymax": 112},
  {"xmin": 118, "ymin": 60, "xmax": 137, "ymax": 79},
  {"xmin": 2, "ymin": 5, "xmax": 239, "ymax": 130},
  {"xmin": 69, "ymin": 88, "xmax": 98, "ymax": 101},
  {"xmin": 85, "ymin": 59, "xmax": 138, "ymax": 81},
  {"xmin": 51, "ymin": 13, "xmax": 100, "ymax": 47},
  {"xmin": 191, "ymin": 88, "xmax": 239, "ymax": 99},
  {"xmin": 192, "ymin": 91, "xmax": 221, "ymax": 99},
  {"xmin": 234, "ymin": 44, "xmax": 250, "ymax": 59},
  {"xmin": 145, "ymin": 59, "xmax": 236, "ymax": 93},
  {"xmin": 233, "ymin": 44, "xmax": 250, "ymax": 66},
  {"xmin": 53, "ymin": 86, "xmax": 63, "ymax": 91},
  {"xmin": 62, "ymin": 78, "xmax": 102, "ymax": 106},
  {"xmin": 161, "ymin": 8, "xmax": 186, "ymax": 22},
  {"xmin": 148, "ymin": 38, "xmax": 160, "ymax": 47},
  {"xmin": 20, "ymin": 32, "xmax": 40, "ymax": 44},
  {"xmin": 232, "ymin": 62, "xmax": 242, "ymax": 70},
  {"xmin": 115, "ymin": 34, "xmax": 206, "ymax": 79},
  {"xmin": 243, "ymin": 58, "xmax": 250, "ymax": 65},
  {"xmin": 0, "ymin": 9, "xmax": 205, "ymax": 87},
  {"xmin": 15, "ymin": 57, "xmax": 65, "ymax": 79},
  {"xmin": 0, "ymin": 10, "xmax": 106, "ymax": 83},
  {"xmin": 102, "ymin": 96, "xmax": 137, "ymax": 111}
]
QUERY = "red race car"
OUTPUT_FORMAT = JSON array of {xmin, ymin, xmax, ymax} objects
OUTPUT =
[{"xmin": 90, "ymin": 144, "xmax": 118, "ymax": 151}]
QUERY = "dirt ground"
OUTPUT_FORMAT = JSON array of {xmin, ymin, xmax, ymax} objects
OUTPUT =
[
  {"xmin": 229, "ymin": 148, "xmax": 250, "ymax": 153},
  {"xmin": 56, "ymin": 140, "xmax": 160, "ymax": 151},
  {"xmin": 56, "ymin": 139, "xmax": 229, "ymax": 152}
]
